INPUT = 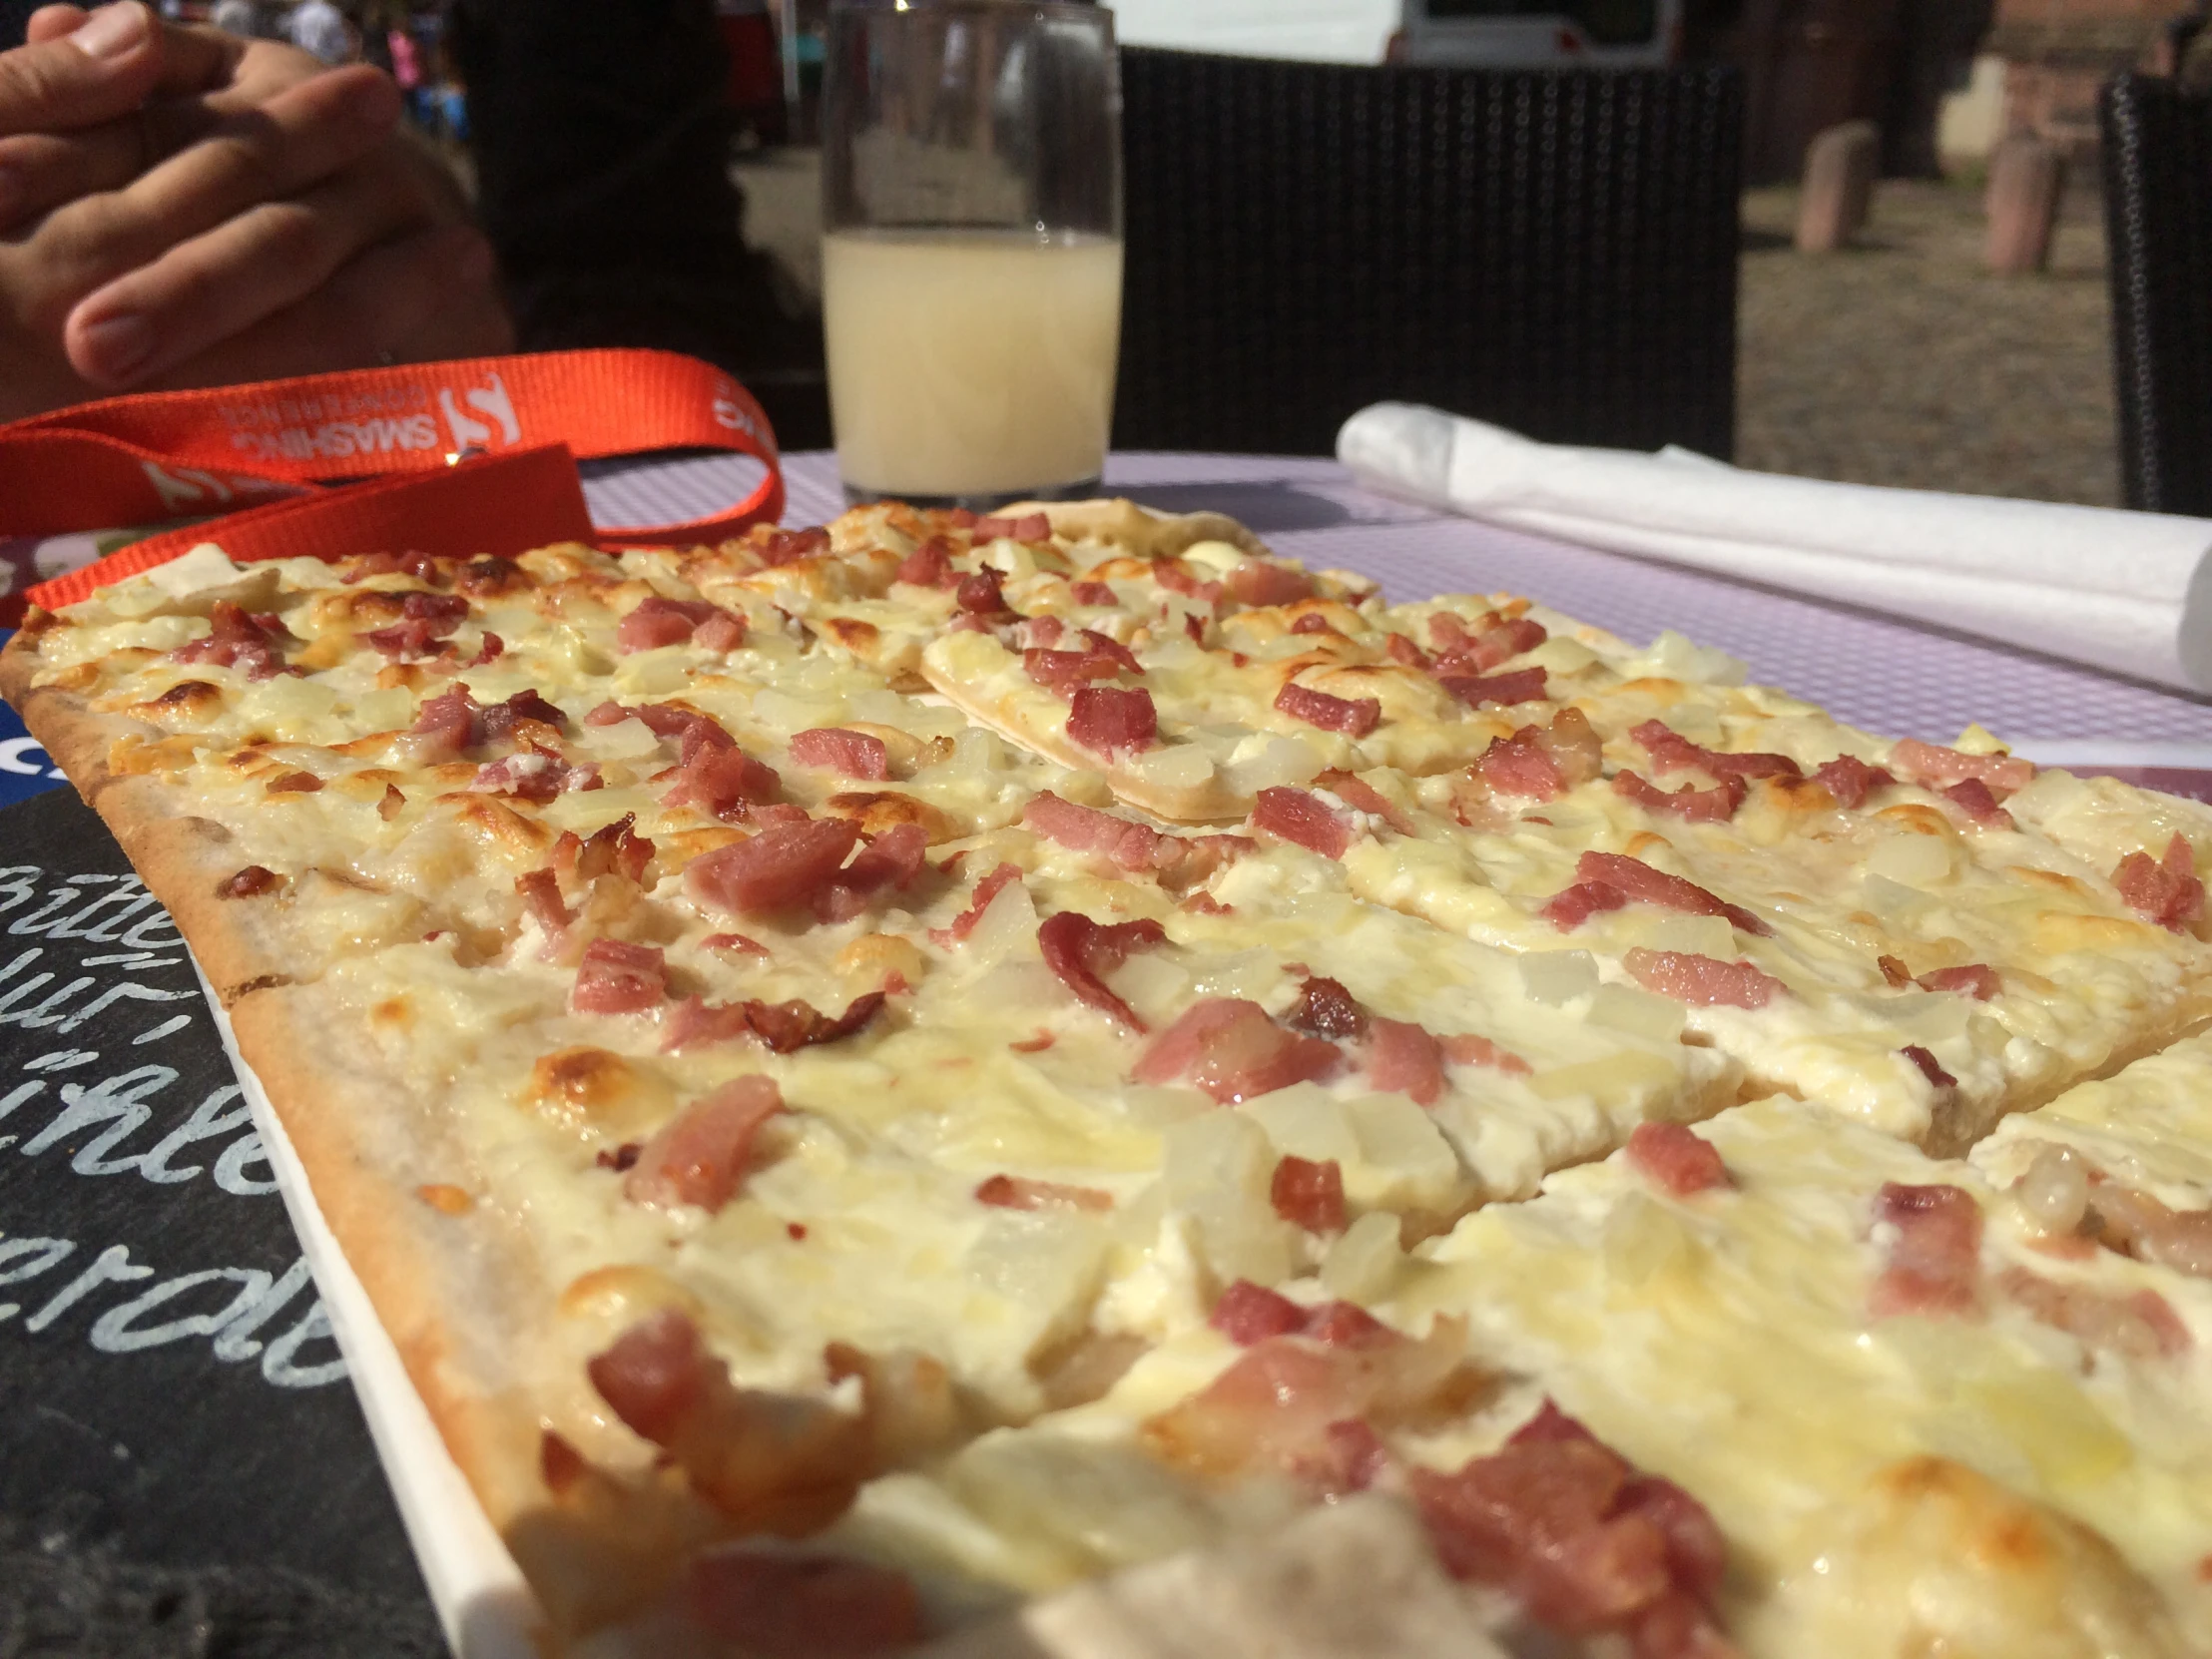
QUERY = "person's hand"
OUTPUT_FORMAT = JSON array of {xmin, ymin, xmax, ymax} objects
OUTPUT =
[{"xmin": 0, "ymin": 3, "xmax": 511, "ymax": 424}]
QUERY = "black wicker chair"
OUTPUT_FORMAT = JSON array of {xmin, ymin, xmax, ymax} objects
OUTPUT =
[
  {"xmin": 2102, "ymin": 72, "xmax": 2212, "ymax": 515},
  {"xmin": 1113, "ymin": 51, "xmax": 1744, "ymax": 459}
]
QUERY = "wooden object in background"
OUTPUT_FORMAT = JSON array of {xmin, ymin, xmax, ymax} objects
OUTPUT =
[
  {"xmin": 1985, "ymin": 133, "xmax": 2066, "ymax": 275},
  {"xmin": 1796, "ymin": 119, "xmax": 1881, "ymax": 252}
]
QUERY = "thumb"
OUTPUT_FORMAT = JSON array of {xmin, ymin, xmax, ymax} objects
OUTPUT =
[{"xmin": 0, "ymin": 3, "xmax": 167, "ymax": 135}]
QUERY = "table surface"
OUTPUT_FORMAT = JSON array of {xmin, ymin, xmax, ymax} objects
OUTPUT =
[{"xmin": 4, "ymin": 448, "xmax": 2210, "ymax": 1656}]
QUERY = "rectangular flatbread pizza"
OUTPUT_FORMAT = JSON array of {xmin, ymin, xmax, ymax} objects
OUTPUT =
[{"xmin": 5, "ymin": 496, "xmax": 2211, "ymax": 1659}]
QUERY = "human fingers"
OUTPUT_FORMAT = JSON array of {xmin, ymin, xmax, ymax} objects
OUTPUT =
[
  {"xmin": 0, "ymin": 3, "xmax": 169, "ymax": 136},
  {"xmin": 0, "ymin": 114, "xmax": 142, "ymax": 230},
  {"xmin": 24, "ymin": 6, "xmax": 89, "ymax": 46},
  {"xmin": 33, "ymin": 5, "xmax": 256, "ymax": 100},
  {"xmin": 33, "ymin": 65, "xmax": 398, "ymax": 311},
  {"xmin": 144, "ymin": 223, "xmax": 505, "ymax": 390},
  {"xmin": 65, "ymin": 126, "xmax": 437, "ymax": 386}
]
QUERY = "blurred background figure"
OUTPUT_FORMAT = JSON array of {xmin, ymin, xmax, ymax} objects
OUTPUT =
[
  {"xmin": 206, "ymin": 0, "xmax": 263, "ymax": 38},
  {"xmin": 284, "ymin": 0, "xmax": 352, "ymax": 63}
]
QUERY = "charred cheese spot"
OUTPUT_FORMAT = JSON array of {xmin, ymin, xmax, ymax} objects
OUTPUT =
[
  {"xmin": 44, "ymin": 662, "xmax": 101, "ymax": 692},
  {"xmin": 556, "ymin": 1263, "xmax": 706, "ymax": 1325},
  {"xmin": 374, "ymin": 662, "xmax": 428, "ymax": 691},
  {"xmin": 267, "ymin": 770, "xmax": 323, "ymax": 794},
  {"xmin": 836, "ymin": 932, "xmax": 926, "ymax": 990},
  {"xmin": 108, "ymin": 734, "xmax": 202, "ymax": 776},
  {"xmin": 2036, "ymin": 912, "xmax": 2164, "ymax": 952},
  {"xmin": 444, "ymin": 795, "xmax": 556, "ymax": 859},
  {"xmin": 1624, "ymin": 830, "xmax": 1671, "ymax": 859},
  {"xmin": 522, "ymin": 1046, "xmax": 667, "ymax": 1137},
  {"xmin": 292, "ymin": 633, "xmax": 350, "ymax": 672},
  {"xmin": 370, "ymin": 995, "xmax": 410, "ymax": 1027},
  {"xmin": 1875, "ymin": 804, "xmax": 1956, "ymax": 837},
  {"xmin": 125, "ymin": 679, "xmax": 225, "ymax": 722},
  {"xmin": 821, "ymin": 617, "xmax": 881, "ymax": 657},
  {"xmin": 822, "ymin": 791, "xmax": 956, "ymax": 843},
  {"xmin": 416, "ymin": 1183, "xmax": 474, "ymax": 1215},
  {"xmin": 2007, "ymin": 865, "xmax": 2094, "ymax": 899}
]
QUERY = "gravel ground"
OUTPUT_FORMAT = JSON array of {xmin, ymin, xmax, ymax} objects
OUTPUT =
[{"xmin": 1736, "ymin": 177, "xmax": 2121, "ymax": 506}]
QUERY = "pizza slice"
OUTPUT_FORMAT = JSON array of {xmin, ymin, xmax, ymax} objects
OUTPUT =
[{"xmin": 1398, "ymin": 1095, "xmax": 2212, "ymax": 1657}]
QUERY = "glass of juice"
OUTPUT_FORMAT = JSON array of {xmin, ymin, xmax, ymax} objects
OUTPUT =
[{"xmin": 822, "ymin": 0, "xmax": 1122, "ymax": 508}]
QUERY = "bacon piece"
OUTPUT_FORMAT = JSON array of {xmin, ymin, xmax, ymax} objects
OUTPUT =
[
  {"xmin": 1624, "ymin": 948, "xmax": 1783, "ymax": 1009},
  {"xmin": 974, "ymin": 510, "xmax": 1051, "ymax": 543},
  {"xmin": 895, "ymin": 535, "xmax": 955, "ymax": 588},
  {"xmin": 1252, "ymin": 787, "xmax": 1353, "ymax": 859},
  {"xmin": 617, "ymin": 595, "xmax": 720, "ymax": 653},
  {"xmin": 1440, "ymin": 1032, "xmax": 1532, "ymax": 1075},
  {"xmin": 1917, "ymin": 963, "xmax": 2000, "ymax": 999},
  {"xmin": 1274, "ymin": 681, "xmax": 1382, "ymax": 738},
  {"xmin": 465, "ymin": 631, "xmax": 504, "ymax": 667},
  {"xmin": 1287, "ymin": 975, "xmax": 1369, "ymax": 1040},
  {"xmin": 1814, "ymin": 754, "xmax": 1895, "ymax": 809},
  {"xmin": 1077, "ymin": 629, "xmax": 1143, "ymax": 674},
  {"xmin": 1025, "ymin": 647, "xmax": 1125, "ymax": 696},
  {"xmin": 1870, "ymin": 1182, "xmax": 1983, "ymax": 1317},
  {"xmin": 696, "ymin": 610, "xmax": 749, "ymax": 653},
  {"xmin": 1316, "ymin": 770, "xmax": 1414, "ymax": 834},
  {"xmin": 687, "ymin": 1550, "xmax": 921, "ymax": 1658},
  {"xmin": 1226, "ymin": 560, "xmax": 1315, "ymax": 607},
  {"xmin": 1133, "ymin": 998, "xmax": 1341, "ymax": 1103},
  {"xmin": 1017, "ymin": 614, "xmax": 1066, "ymax": 649},
  {"xmin": 364, "ymin": 591, "xmax": 470, "ymax": 660},
  {"xmin": 468, "ymin": 752, "xmax": 572, "ymax": 803},
  {"xmin": 625, "ymin": 1076, "xmax": 785, "ymax": 1213},
  {"xmin": 344, "ymin": 548, "xmax": 441, "ymax": 583},
  {"xmin": 411, "ymin": 685, "xmax": 564, "ymax": 761},
  {"xmin": 1385, "ymin": 632, "xmax": 1432, "ymax": 669},
  {"xmin": 974, "ymin": 1175, "xmax": 1113, "ymax": 1213},
  {"xmin": 1901, "ymin": 1044, "xmax": 1956, "ymax": 1092},
  {"xmin": 954, "ymin": 568, "xmax": 1011, "ymax": 617},
  {"xmin": 686, "ymin": 820, "xmax": 862, "ymax": 917},
  {"xmin": 1474, "ymin": 732, "xmax": 1563, "ymax": 802},
  {"xmin": 1611, "ymin": 770, "xmax": 1747, "ymax": 823},
  {"xmin": 1892, "ymin": 738, "xmax": 2035, "ymax": 797},
  {"xmin": 170, "ymin": 598, "xmax": 294, "ymax": 680},
  {"xmin": 790, "ymin": 729, "xmax": 891, "ymax": 782},
  {"xmin": 572, "ymin": 939, "xmax": 668, "ymax": 1015},
  {"xmin": 1066, "ymin": 686, "xmax": 1158, "ymax": 757},
  {"xmin": 456, "ymin": 555, "xmax": 524, "ymax": 597},
  {"xmin": 515, "ymin": 867, "xmax": 572, "ymax": 942},
  {"xmin": 2089, "ymin": 1183, "xmax": 2212, "ymax": 1278},
  {"xmin": 1406, "ymin": 1402, "xmax": 1732, "ymax": 1650},
  {"xmin": 1541, "ymin": 879, "xmax": 1628, "ymax": 930},
  {"xmin": 662, "ymin": 743, "xmax": 785, "ymax": 823},
  {"xmin": 1022, "ymin": 792, "xmax": 1178, "ymax": 871},
  {"xmin": 1153, "ymin": 559, "xmax": 1223, "ymax": 606},
  {"xmin": 1439, "ymin": 668, "xmax": 1548, "ymax": 708},
  {"xmin": 1272, "ymin": 1156, "xmax": 1348, "ymax": 1232},
  {"xmin": 1999, "ymin": 1267, "xmax": 2191, "ymax": 1360},
  {"xmin": 930, "ymin": 862, "xmax": 1022, "ymax": 947},
  {"xmin": 1571, "ymin": 852, "xmax": 1772, "ymax": 937},
  {"xmin": 1625, "ymin": 1123, "xmax": 1729, "ymax": 1196},
  {"xmin": 1291, "ymin": 613, "xmax": 1333, "ymax": 636},
  {"xmin": 586, "ymin": 1309, "xmax": 870, "ymax": 1533},
  {"xmin": 1878, "ymin": 953, "xmax": 1914, "ymax": 987},
  {"xmin": 662, "ymin": 991, "xmax": 885, "ymax": 1054},
  {"xmin": 1211, "ymin": 1280, "xmax": 1309, "ymax": 1345},
  {"xmin": 1368, "ymin": 1016, "xmax": 1446, "ymax": 1106},
  {"xmin": 1037, "ymin": 911, "xmax": 1168, "ymax": 1031},
  {"xmin": 1432, "ymin": 612, "xmax": 1548, "ymax": 674},
  {"xmin": 2113, "ymin": 834, "xmax": 2205, "ymax": 931},
  {"xmin": 555, "ymin": 813, "xmax": 655, "ymax": 886},
  {"xmin": 219, "ymin": 864, "xmax": 278, "ymax": 898},
  {"xmin": 1632, "ymin": 720, "xmax": 1802, "ymax": 782},
  {"xmin": 813, "ymin": 824, "xmax": 930, "ymax": 923},
  {"xmin": 1941, "ymin": 777, "xmax": 2014, "ymax": 828},
  {"xmin": 1072, "ymin": 579, "xmax": 1118, "ymax": 606},
  {"xmin": 703, "ymin": 932, "xmax": 769, "ymax": 956}
]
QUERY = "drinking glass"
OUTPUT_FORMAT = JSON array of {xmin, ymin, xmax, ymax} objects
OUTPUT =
[{"xmin": 822, "ymin": 0, "xmax": 1122, "ymax": 508}]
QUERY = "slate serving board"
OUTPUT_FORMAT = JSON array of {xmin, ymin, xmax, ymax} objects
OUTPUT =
[{"xmin": 0, "ymin": 784, "xmax": 442, "ymax": 1657}]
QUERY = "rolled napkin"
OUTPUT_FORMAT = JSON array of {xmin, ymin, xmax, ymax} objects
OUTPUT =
[{"xmin": 1337, "ymin": 401, "xmax": 2212, "ymax": 695}]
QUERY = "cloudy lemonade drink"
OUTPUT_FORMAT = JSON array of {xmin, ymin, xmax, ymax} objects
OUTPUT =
[{"xmin": 824, "ymin": 228, "xmax": 1123, "ymax": 501}]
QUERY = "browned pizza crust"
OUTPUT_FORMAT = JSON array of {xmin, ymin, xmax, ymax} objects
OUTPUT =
[{"xmin": 1004, "ymin": 498, "xmax": 1272, "ymax": 562}]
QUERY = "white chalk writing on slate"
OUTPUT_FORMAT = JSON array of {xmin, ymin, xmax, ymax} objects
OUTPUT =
[{"xmin": 1, "ymin": 863, "xmax": 347, "ymax": 1388}]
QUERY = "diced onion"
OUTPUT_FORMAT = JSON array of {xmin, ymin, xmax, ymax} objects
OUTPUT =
[
  {"xmin": 1244, "ymin": 1083, "xmax": 1361, "ymax": 1165},
  {"xmin": 1322, "ymin": 1211, "xmax": 1404, "ymax": 1301},
  {"xmin": 1344, "ymin": 1094, "xmax": 1459, "ymax": 1210},
  {"xmin": 611, "ymin": 648, "xmax": 691, "ymax": 697},
  {"xmin": 1179, "ymin": 540, "xmax": 1245, "ymax": 574},
  {"xmin": 1601, "ymin": 1191, "xmax": 1696, "ymax": 1287},
  {"xmin": 1869, "ymin": 833, "xmax": 1952, "ymax": 887},
  {"xmin": 1618, "ymin": 630, "xmax": 1747, "ymax": 686},
  {"xmin": 964, "ymin": 877, "xmax": 1040, "ymax": 968},
  {"xmin": 1586, "ymin": 983, "xmax": 1688, "ymax": 1044},
  {"xmin": 1127, "ymin": 745, "xmax": 1218, "ymax": 794},
  {"xmin": 1529, "ymin": 638, "xmax": 1598, "ymax": 675},
  {"xmin": 2016, "ymin": 1142, "xmax": 2089, "ymax": 1235},
  {"xmin": 1519, "ymin": 949, "xmax": 1599, "ymax": 1006},
  {"xmin": 1220, "ymin": 734, "xmax": 1324, "ymax": 797},
  {"xmin": 349, "ymin": 687, "xmax": 415, "ymax": 732},
  {"xmin": 1107, "ymin": 951, "xmax": 1191, "ymax": 1025},
  {"xmin": 750, "ymin": 688, "xmax": 837, "ymax": 734},
  {"xmin": 1528, "ymin": 1050, "xmax": 1680, "ymax": 1104}
]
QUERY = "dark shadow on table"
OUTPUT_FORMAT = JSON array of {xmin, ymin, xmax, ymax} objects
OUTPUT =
[{"xmin": 1109, "ymin": 481, "xmax": 1370, "ymax": 533}]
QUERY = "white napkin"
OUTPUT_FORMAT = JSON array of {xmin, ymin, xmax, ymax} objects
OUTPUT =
[{"xmin": 1337, "ymin": 402, "xmax": 2212, "ymax": 695}]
